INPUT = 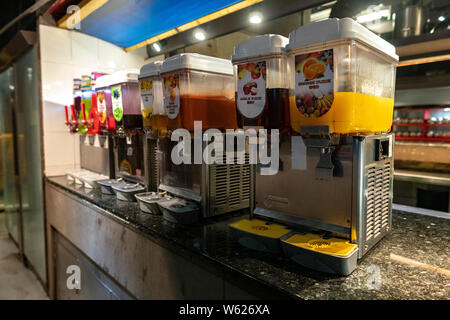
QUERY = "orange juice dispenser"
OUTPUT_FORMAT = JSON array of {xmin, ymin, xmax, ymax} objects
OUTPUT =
[
  {"xmin": 109, "ymin": 70, "xmax": 145, "ymax": 184},
  {"xmin": 230, "ymin": 18, "xmax": 398, "ymax": 276},
  {"xmin": 154, "ymin": 53, "xmax": 250, "ymax": 222},
  {"xmin": 231, "ymin": 34, "xmax": 290, "ymax": 133},
  {"xmin": 138, "ymin": 61, "xmax": 164, "ymax": 191}
]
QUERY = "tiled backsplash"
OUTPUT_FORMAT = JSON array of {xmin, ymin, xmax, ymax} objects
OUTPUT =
[{"xmin": 39, "ymin": 24, "xmax": 147, "ymax": 176}]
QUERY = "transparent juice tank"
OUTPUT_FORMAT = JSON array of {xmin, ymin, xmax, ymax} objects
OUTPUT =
[
  {"xmin": 232, "ymin": 34, "xmax": 290, "ymax": 133},
  {"xmin": 286, "ymin": 18, "xmax": 398, "ymax": 135},
  {"xmin": 160, "ymin": 53, "xmax": 236, "ymax": 131},
  {"xmin": 138, "ymin": 61, "xmax": 172, "ymax": 135},
  {"xmin": 95, "ymin": 74, "xmax": 115, "ymax": 132},
  {"xmin": 109, "ymin": 70, "xmax": 142, "ymax": 131}
]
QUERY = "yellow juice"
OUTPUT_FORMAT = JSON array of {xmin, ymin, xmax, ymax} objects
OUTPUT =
[
  {"xmin": 289, "ymin": 92, "xmax": 394, "ymax": 134},
  {"xmin": 148, "ymin": 114, "xmax": 182, "ymax": 137}
]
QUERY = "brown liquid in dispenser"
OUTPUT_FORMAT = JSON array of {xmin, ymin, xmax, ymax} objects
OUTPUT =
[{"xmin": 180, "ymin": 94, "xmax": 237, "ymax": 131}]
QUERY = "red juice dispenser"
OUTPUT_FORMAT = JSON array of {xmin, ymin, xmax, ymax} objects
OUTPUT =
[
  {"xmin": 232, "ymin": 34, "xmax": 290, "ymax": 133},
  {"xmin": 95, "ymin": 74, "xmax": 116, "ymax": 133}
]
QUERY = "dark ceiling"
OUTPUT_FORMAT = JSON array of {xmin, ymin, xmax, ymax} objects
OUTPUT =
[{"xmin": 0, "ymin": 0, "xmax": 38, "ymax": 49}]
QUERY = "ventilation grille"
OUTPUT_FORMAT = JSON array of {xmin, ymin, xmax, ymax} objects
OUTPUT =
[
  {"xmin": 211, "ymin": 154, "xmax": 250, "ymax": 214},
  {"xmin": 148, "ymin": 139, "xmax": 159, "ymax": 191},
  {"xmin": 365, "ymin": 161, "xmax": 392, "ymax": 242}
]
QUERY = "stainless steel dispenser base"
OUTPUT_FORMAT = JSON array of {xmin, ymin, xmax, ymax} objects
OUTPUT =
[{"xmin": 254, "ymin": 134, "xmax": 394, "ymax": 259}]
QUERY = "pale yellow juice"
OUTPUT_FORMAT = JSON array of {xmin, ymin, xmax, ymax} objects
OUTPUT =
[{"xmin": 289, "ymin": 92, "xmax": 394, "ymax": 134}]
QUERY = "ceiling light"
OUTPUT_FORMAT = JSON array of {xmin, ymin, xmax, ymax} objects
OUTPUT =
[
  {"xmin": 438, "ymin": 16, "xmax": 445, "ymax": 22},
  {"xmin": 152, "ymin": 42, "xmax": 161, "ymax": 52},
  {"xmin": 194, "ymin": 29, "xmax": 206, "ymax": 41},
  {"xmin": 249, "ymin": 12, "xmax": 262, "ymax": 24}
]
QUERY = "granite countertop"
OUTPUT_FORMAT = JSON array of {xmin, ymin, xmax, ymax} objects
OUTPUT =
[{"xmin": 47, "ymin": 176, "xmax": 450, "ymax": 300}]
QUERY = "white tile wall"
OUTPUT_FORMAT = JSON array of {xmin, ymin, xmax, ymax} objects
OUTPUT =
[{"xmin": 39, "ymin": 24, "xmax": 146, "ymax": 176}]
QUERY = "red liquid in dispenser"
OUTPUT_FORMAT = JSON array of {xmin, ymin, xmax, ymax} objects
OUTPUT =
[
  {"xmin": 232, "ymin": 35, "xmax": 290, "ymax": 133},
  {"xmin": 237, "ymin": 88, "xmax": 291, "ymax": 133}
]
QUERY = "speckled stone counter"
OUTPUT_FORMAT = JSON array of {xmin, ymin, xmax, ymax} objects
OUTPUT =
[{"xmin": 47, "ymin": 176, "xmax": 449, "ymax": 300}]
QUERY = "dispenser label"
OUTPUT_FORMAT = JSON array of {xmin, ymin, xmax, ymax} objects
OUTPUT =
[
  {"xmin": 97, "ymin": 91, "xmax": 107, "ymax": 124},
  {"xmin": 237, "ymin": 61, "xmax": 266, "ymax": 119},
  {"xmin": 140, "ymin": 80, "xmax": 153, "ymax": 121},
  {"xmin": 163, "ymin": 75, "xmax": 179, "ymax": 120},
  {"xmin": 294, "ymin": 49, "xmax": 334, "ymax": 118},
  {"xmin": 111, "ymin": 85, "xmax": 123, "ymax": 122}
]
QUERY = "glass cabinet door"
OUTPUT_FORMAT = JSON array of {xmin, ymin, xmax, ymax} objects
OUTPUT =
[
  {"xmin": 0, "ymin": 67, "xmax": 21, "ymax": 246},
  {"xmin": 14, "ymin": 46, "xmax": 47, "ymax": 284}
]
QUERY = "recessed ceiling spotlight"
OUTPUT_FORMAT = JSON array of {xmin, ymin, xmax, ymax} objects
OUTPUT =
[
  {"xmin": 249, "ymin": 12, "xmax": 263, "ymax": 24},
  {"xmin": 438, "ymin": 16, "xmax": 445, "ymax": 22},
  {"xmin": 152, "ymin": 42, "xmax": 161, "ymax": 52},
  {"xmin": 194, "ymin": 29, "xmax": 206, "ymax": 41}
]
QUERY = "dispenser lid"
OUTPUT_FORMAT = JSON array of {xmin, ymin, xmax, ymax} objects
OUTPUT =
[
  {"xmin": 94, "ymin": 74, "xmax": 113, "ymax": 89},
  {"xmin": 161, "ymin": 53, "xmax": 233, "ymax": 75},
  {"xmin": 139, "ymin": 61, "xmax": 163, "ymax": 79},
  {"xmin": 285, "ymin": 18, "xmax": 398, "ymax": 61},
  {"xmin": 232, "ymin": 34, "xmax": 289, "ymax": 62},
  {"xmin": 109, "ymin": 69, "xmax": 140, "ymax": 86},
  {"xmin": 112, "ymin": 182, "xmax": 145, "ymax": 193}
]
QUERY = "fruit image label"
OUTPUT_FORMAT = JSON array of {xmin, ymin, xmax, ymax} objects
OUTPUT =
[
  {"xmin": 111, "ymin": 85, "xmax": 123, "ymax": 122},
  {"xmin": 97, "ymin": 91, "xmax": 107, "ymax": 124},
  {"xmin": 237, "ymin": 61, "xmax": 266, "ymax": 119},
  {"xmin": 140, "ymin": 79, "xmax": 153, "ymax": 120},
  {"xmin": 294, "ymin": 49, "xmax": 334, "ymax": 118},
  {"xmin": 163, "ymin": 75, "xmax": 180, "ymax": 120}
]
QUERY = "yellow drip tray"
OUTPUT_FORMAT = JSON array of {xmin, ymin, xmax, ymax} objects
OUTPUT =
[
  {"xmin": 284, "ymin": 233, "xmax": 357, "ymax": 257},
  {"xmin": 230, "ymin": 219, "xmax": 291, "ymax": 239},
  {"xmin": 229, "ymin": 219, "xmax": 291, "ymax": 254}
]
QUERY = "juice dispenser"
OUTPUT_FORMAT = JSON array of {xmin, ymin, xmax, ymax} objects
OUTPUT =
[
  {"xmin": 286, "ymin": 18, "xmax": 397, "ymax": 135},
  {"xmin": 230, "ymin": 18, "xmax": 399, "ymax": 276},
  {"xmin": 95, "ymin": 74, "xmax": 116, "ymax": 134},
  {"xmin": 231, "ymin": 34, "xmax": 290, "ymax": 133},
  {"xmin": 138, "ymin": 61, "xmax": 164, "ymax": 191},
  {"xmin": 109, "ymin": 70, "xmax": 145, "ymax": 184},
  {"xmin": 155, "ymin": 54, "xmax": 251, "ymax": 222},
  {"xmin": 160, "ymin": 53, "xmax": 236, "ymax": 131},
  {"xmin": 94, "ymin": 74, "xmax": 117, "ymax": 179},
  {"xmin": 79, "ymin": 75, "xmax": 94, "ymax": 135}
]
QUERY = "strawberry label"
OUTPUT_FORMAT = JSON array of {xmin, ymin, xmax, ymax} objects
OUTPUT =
[
  {"xmin": 294, "ymin": 49, "xmax": 334, "ymax": 118},
  {"xmin": 237, "ymin": 61, "xmax": 266, "ymax": 119},
  {"xmin": 97, "ymin": 91, "xmax": 107, "ymax": 125},
  {"xmin": 163, "ymin": 74, "xmax": 179, "ymax": 120}
]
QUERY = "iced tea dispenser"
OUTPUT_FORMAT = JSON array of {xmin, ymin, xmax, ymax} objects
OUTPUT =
[
  {"xmin": 286, "ymin": 18, "xmax": 398, "ymax": 134},
  {"xmin": 160, "ymin": 53, "xmax": 236, "ymax": 131}
]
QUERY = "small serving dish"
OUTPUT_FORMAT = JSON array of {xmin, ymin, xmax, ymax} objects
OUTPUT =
[
  {"xmin": 112, "ymin": 183, "xmax": 146, "ymax": 202},
  {"xmin": 135, "ymin": 192, "xmax": 171, "ymax": 214},
  {"xmin": 97, "ymin": 179, "xmax": 124, "ymax": 195},
  {"xmin": 159, "ymin": 198, "xmax": 200, "ymax": 225}
]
